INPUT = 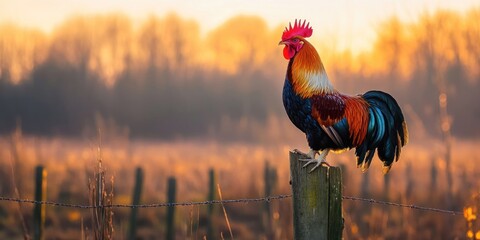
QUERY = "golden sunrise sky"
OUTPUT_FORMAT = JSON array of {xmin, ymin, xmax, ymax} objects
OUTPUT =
[{"xmin": 0, "ymin": 0, "xmax": 478, "ymax": 53}]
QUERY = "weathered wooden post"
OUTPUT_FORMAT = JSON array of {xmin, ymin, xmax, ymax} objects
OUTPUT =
[
  {"xmin": 290, "ymin": 151, "xmax": 343, "ymax": 240},
  {"xmin": 429, "ymin": 158, "xmax": 438, "ymax": 195},
  {"xmin": 207, "ymin": 168, "xmax": 217, "ymax": 239},
  {"xmin": 128, "ymin": 167, "xmax": 144, "ymax": 240},
  {"xmin": 360, "ymin": 171, "xmax": 370, "ymax": 198},
  {"xmin": 166, "ymin": 177, "xmax": 176, "ymax": 240},
  {"xmin": 405, "ymin": 162, "xmax": 414, "ymax": 200},
  {"xmin": 383, "ymin": 170, "xmax": 391, "ymax": 200},
  {"xmin": 263, "ymin": 161, "xmax": 278, "ymax": 238},
  {"xmin": 33, "ymin": 165, "xmax": 47, "ymax": 240}
]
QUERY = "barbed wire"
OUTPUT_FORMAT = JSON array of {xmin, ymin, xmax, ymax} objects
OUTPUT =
[
  {"xmin": 0, "ymin": 195, "xmax": 292, "ymax": 209},
  {"xmin": 0, "ymin": 195, "xmax": 463, "ymax": 215},
  {"xmin": 342, "ymin": 196, "xmax": 463, "ymax": 215}
]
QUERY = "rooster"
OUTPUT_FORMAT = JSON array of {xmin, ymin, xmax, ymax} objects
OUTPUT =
[{"xmin": 280, "ymin": 20, "xmax": 408, "ymax": 173}]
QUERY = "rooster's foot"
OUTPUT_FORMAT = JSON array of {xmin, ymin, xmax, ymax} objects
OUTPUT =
[
  {"xmin": 295, "ymin": 149, "xmax": 318, "ymax": 160},
  {"xmin": 300, "ymin": 158, "xmax": 331, "ymax": 172},
  {"xmin": 298, "ymin": 149, "xmax": 331, "ymax": 173}
]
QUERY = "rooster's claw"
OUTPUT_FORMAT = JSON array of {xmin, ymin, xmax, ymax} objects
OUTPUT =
[{"xmin": 299, "ymin": 158, "xmax": 331, "ymax": 172}]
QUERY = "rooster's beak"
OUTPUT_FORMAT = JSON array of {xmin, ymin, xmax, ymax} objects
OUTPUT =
[{"xmin": 278, "ymin": 40, "xmax": 285, "ymax": 46}]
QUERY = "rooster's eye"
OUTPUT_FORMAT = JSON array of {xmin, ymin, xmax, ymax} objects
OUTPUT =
[{"xmin": 292, "ymin": 38, "xmax": 299, "ymax": 42}]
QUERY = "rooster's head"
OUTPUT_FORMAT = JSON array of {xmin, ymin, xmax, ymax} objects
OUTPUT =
[{"xmin": 279, "ymin": 19, "xmax": 313, "ymax": 60}]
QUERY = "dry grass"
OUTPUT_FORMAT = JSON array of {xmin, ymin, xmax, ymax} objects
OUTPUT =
[
  {"xmin": 217, "ymin": 184, "xmax": 234, "ymax": 240},
  {"xmin": 87, "ymin": 152, "xmax": 114, "ymax": 240},
  {"xmin": 0, "ymin": 133, "xmax": 479, "ymax": 239}
]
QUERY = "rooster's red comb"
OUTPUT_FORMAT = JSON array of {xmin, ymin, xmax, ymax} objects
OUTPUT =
[{"xmin": 282, "ymin": 19, "xmax": 313, "ymax": 41}]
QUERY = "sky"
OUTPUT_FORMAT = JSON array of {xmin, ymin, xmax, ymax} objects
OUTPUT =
[{"xmin": 0, "ymin": 0, "xmax": 478, "ymax": 52}]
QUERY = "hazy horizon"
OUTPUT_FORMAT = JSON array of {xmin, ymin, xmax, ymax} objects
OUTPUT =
[{"xmin": 1, "ymin": 0, "xmax": 479, "ymax": 53}]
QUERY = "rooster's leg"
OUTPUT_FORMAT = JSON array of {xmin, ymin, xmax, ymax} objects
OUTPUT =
[
  {"xmin": 300, "ymin": 149, "xmax": 331, "ymax": 173},
  {"xmin": 295, "ymin": 149, "xmax": 318, "ymax": 160}
]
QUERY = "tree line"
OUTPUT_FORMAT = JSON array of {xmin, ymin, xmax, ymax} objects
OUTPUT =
[{"xmin": 0, "ymin": 9, "xmax": 479, "ymax": 140}]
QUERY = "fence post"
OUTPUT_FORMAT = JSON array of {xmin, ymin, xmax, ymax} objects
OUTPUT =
[
  {"xmin": 383, "ymin": 171, "xmax": 391, "ymax": 201},
  {"xmin": 166, "ymin": 177, "xmax": 176, "ymax": 240},
  {"xmin": 290, "ymin": 151, "xmax": 343, "ymax": 240},
  {"xmin": 405, "ymin": 162, "xmax": 414, "ymax": 200},
  {"xmin": 128, "ymin": 167, "xmax": 144, "ymax": 240},
  {"xmin": 33, "ymin": 165, "xmax": 47, "ymax": 240},
  {"xmin": 360, "ymin": 171, "xmax": 370, "ymax": 198},
  {"xmin": 430, "ymin": 158, "xmax": 437, "ymax": 195},
  {"xmin": 207, "ymin": 168, "xmax": 216, "ymax": 239},
  {"xmin": 263, "ymin": 161, "xmax": 278, "ymax": 238}
]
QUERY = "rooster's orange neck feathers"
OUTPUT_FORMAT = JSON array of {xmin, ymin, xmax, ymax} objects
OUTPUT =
[{"xmin": 289, "ymin": 40, "xmax": 335, "ymax": 98}]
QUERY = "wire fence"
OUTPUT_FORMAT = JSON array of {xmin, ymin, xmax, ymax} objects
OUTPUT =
[{"xmin": 0, "ymin": 194, "xmax": 463, "ymax": 215}]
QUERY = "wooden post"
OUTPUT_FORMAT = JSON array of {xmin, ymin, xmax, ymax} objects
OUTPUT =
[
  {"xmin": 166, "ymin": 177, "xmax": 176, "ymax": 240},
  {"xmin": 128, "ymin": 167, "xmax": 144, "ymax": 240},
  {"xmin": 383, "ymin": 170, "xmax": 391, "ymax": 201},
  {"xmin": 405, "ymin": 162, "xmax": 414, "ymax": 200},
  {"xmin": 263, "ymin": 161, "xmax": 278, "ymax": 238},
  {"xmin": 430, "ymin": 158, "xmax": 438, "ymax": 195},
  {"xmin": 206, "ymin": 168, "xmax": 216, "ymax": 239},
  {"xmin": 290, "ymin": 151, "xmax": 343, "ymax": 240},
  {"xmin": 360, "ymin": 171, "xmax": 370, "ymax": 198},
  {"xmin": 33, "ymin": 165, "xmax": 47, "ymax": 240}
]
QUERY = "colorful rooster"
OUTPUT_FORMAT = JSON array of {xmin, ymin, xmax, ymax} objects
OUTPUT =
[{"xmin": 280, "ymin": 20, "xmax": 408, "ymax": 173}]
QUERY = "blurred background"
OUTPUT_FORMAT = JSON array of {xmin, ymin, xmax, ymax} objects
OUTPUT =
[{"xmin": 0, "ymin": 0, "xmax": 480, "ymax": 239}]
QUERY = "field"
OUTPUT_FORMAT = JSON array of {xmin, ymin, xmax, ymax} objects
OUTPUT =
[{"xmin": 1, "ymin": 129, "xmax": 479, "ymax": 239}]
